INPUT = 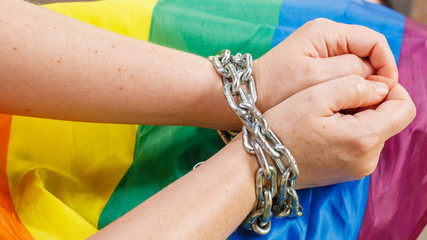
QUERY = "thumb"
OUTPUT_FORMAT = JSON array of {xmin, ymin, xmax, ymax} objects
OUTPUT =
[{"xmin": 308, "ymin": 75, "xmax": 389, "ymax": 116}]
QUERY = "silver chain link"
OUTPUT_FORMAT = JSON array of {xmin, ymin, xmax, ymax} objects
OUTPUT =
[{"xmin": 209, "ymin": 50, "xmax": 303, "ymax": 235}]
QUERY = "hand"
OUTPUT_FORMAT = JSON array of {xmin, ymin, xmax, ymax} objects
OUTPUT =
[
  {"xmin": 262, "ymin": 75, "xmax": 415, "ymax": 188},
  {"xmin": 253, "ymin": 18, "xmax": 397, "ymax": 113}
]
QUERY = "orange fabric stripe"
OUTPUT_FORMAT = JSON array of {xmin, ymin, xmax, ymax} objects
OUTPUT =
[{"xmin": 0, "ymin": 114, "xmax": 34, "ymax": 239}]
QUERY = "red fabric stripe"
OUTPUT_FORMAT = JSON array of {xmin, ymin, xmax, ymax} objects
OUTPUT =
[{"xmin": 0, "ymin": 114, "xmax": 34, "ymax": 239}]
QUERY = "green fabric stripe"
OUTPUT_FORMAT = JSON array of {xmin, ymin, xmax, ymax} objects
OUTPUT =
[
  {"xmin": 150, "ymin": 0, "xmax": 283, "ymax": 58},
  {"xmin": 98, "ymin": 126, "xmax": 224, "ymax": 228},
  {"xmin": 98, "ymin": 0, "xmax": 282, "ymax": 229}
]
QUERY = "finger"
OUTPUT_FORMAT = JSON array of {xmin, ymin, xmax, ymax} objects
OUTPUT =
[
  {"xmin": 367, "ymin": 75, "xmax": 398, "ymax": 88},
  {"xmin": 352, "ymin": 75, "xmax": 400, "ymax": 112},
  {"xmin": 307, "ymin": 75, "xmax": 389, "ymax": 116},
  {"xmin": 345, "ymin": 26, "xmax": 398, "ymax": 82},
  {"xmin": 354, "ymin": 83, "xmax": 416, "ymax": 140},
  {"xmin": 302, "ymin": 18, "xmax": 398, "ymax": 81},
  {"xmin": 311, "ymin": 54, "xmax": 375, "ymax": 80},
  {"xmin": 362, "ymin": 59, "xmax": 376, "ymax": 77}
]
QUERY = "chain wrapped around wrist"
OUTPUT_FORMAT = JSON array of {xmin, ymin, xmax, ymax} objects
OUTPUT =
[{"xmin": 208, "ymin": 50, "xmax": 303, "ymax": 235}]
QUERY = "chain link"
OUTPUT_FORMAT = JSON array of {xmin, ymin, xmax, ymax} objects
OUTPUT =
[{"xmin": 209, "ymin": 50, "xmax": 303, "ymax": 235}]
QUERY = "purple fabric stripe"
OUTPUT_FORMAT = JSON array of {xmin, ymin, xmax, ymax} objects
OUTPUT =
[{"xmin": 358, "ymin": 18, "xmax": 427, "ymax": 240}]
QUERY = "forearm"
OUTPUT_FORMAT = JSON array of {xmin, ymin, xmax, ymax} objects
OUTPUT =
[
  {"xmin": 90, "ymin": 135, "xmax": 258, "ymax": 239},
  {"xmin": 0, "ymin": 0, "xmax": 239, "ymax": 129}
]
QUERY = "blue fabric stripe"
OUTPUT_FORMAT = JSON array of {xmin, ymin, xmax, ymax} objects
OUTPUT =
[
  {"xmin": 272, "ymin": 0, "xmax": 405, "ymax": 63},
  {"xmin": 230, "ymin": 178, "xmax": 370, "ymax": 240},
  {"xmin": 231, "ymin": 0, "xmax": 404, "ymax": 239}
]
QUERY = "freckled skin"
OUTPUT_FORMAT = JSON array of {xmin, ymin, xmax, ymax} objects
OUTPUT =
[{"xmin": 0, "ymin": 2, "xmax": 414, "ymax": 239}]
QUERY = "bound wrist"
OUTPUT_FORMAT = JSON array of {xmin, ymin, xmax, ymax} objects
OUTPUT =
[
  {"xmin": 251, "ymin": 58, "xmax": 267, "ymax": 113},
  {"xmin": 191, "ymin": 57, "xmax": 241, "ymax": 129},
  {"xmin": 209, "ymin": 49, "xmax": 303, "ymax": 235}
]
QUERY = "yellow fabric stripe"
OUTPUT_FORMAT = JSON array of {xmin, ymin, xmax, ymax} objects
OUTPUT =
[
  {"xmin": 44, "ymin": 0, "xmax": 158, "ymax": 41},
  {"xmin": 7, "ymin": 1, "xmax": 157, "ymax": 238},
  {"xmin": 7, "ymin": 117, "xmax": 138, "ymax": 239}
]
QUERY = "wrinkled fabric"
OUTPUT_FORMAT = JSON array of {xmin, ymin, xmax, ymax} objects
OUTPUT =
[
  {"xmin": 0, "ymin": 0, "xmax": 425, "ymax": 239},
  {"xmin": 359, "ymin": 17, "xmax": 427, "ymax": 240}
]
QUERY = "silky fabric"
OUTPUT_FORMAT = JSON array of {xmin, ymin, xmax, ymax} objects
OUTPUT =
[{"xmin": 0, "ymin": 0, "xmax": 425, "ymax": 239}]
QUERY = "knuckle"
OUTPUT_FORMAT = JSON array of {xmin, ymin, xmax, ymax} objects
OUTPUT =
[
  {"xmin": 354, "ymin": 157, "xmax": 379, "ymax": 179},
  {"xmin": 354, "ymin": 24, "xmax": 373, "ymax": 34},
  {"xmin": 305, "ymin": 18, "xmax": 332, "ymax": 29},
  {"xmin": 351, "ymin": 136, "xmax": 381, "ymax": 177},
  {"xmin": 312, "ymin": 18, "xmax": 331, "ymax": 25},
  {"xmin": 339, "ymin": 135, "xmax": 381, "ymax": 179},
  {"xmin": 346, "ymin": 74, "xmax": 365, "ymax": 85},
  {"xmin": 353, "ymin": 137, "xmax": 377, "ymax": 157},
  {"xmin": 345, "ymin": 75, "xmax": 367, "ymax": 96},
  {"xmin": 364, "ymin": 159, "xmax": 379, "ymax": 175},
  {"xmin": 378, "ymin": 33, "xmax": 388, "ymax": 44},
  {"xmin": 354, "ymin": 25, "xmax": 389, "ymax": 47}
]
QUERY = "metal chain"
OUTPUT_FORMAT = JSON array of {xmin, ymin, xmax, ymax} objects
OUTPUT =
[{"xmin": 209, "ymin": 50, "xmax": 303, "ymax": 235}]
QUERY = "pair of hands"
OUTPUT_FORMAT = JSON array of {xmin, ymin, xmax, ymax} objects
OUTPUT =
[{"xmin": 233, "ymin": 18, "xmax": 415, "ymax": 188}]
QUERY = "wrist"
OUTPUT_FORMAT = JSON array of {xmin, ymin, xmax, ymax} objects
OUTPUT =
[
  {"xmin": 209, "ymin": 50, "xmax": 303, "ymax": 234},
  {"xmin": 181, "ymin": 56, "xmax": 241, "ymax": 129},
  {"xmin": 252, "ymin": 58, "xmax": 267, "ymax": 113},
  {"xmin": 198, "ymin": 57, "xmax": 243, "ymax": 130}
]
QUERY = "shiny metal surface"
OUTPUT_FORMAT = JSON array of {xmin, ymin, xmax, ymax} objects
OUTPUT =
[{"xmin": 209, "ymin": 50, "xmax": 302, "ymax": 235}]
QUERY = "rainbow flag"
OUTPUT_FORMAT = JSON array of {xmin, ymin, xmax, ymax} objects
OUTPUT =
[{"xmin": 0, "ymin": 0, "xmax": 426, "ymax": 239}]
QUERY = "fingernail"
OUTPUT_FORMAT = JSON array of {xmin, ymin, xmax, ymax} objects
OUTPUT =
[{"xmin": 371, "ymin": 81, "xmax": 389, "ymax": 96}]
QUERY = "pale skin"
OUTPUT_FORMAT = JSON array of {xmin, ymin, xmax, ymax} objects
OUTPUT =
[{"xmin": 0, "ymin": 0, "xmax": 416, "ymax": 239}]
